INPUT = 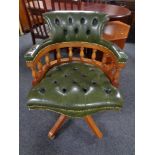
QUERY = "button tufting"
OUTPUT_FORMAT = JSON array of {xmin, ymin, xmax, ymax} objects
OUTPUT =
[
  {"xmin": 68, "ymin": 17, "xmax": 72, "ymax": 24},
  {"xmin": 92, "ymin": 18, "xmax": 98, "ymax": 26},
  {"xmin": 86, "ymin": 29, "xmax": 91, "ymax": 35},
  {"xmin": 104, "ymin": 88, "xmax": 112, "ymax": 94},
  {"xmin": 39, "ymin": 88, "xmax": 46, "ymax": 94},
  {"xmin": 55, "ymin": 18, "xmax": 60, "ymax": 25},
  {"xmin": 27, "ymin": 62, "xmax": 124, "ymax": 117},
  {"xmin": 92, "ymin": 81, "xmax": 97, "ymax": 85},
  {"xmin": 82, "ymin": 88, "xmax": 88, "ymax": 93},
  {"xmin": 63, "ymin": 29, "xmax": 67, "ymax": 35},
  {"xmin": 80, "ymin": 17, "xmax": 85, "ymax": 24},
  {"xmin": 62, "ymin": 88, "xmax": 67, "ymax": 93},
  {"xmin": 64, "ymin": 74, "xmax": 68, "ymax": 78},
  {"xmin": 72, "ymin": 80, "xmax": 78, "ymax": 84},
  {"xmin": 53, "ymin": 80, "xmax": 58, "ymax": 84},
  {"xmin": 74, "ymin": 28, "xmax": 79, "ymax": 34}
]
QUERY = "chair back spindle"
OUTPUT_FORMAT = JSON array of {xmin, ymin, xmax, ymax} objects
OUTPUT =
[
  {"xmin": 80, "ymin": 47, "xmax": 84, "ymax": 60},
  {"xmin": 45, "ymin": 53, "xmax": 50, "ymax": 67},
  {"xmin": 92, "ymin": 49, "xmax": 96, "ymax": 61},
  {"xmin": 56, "ymin": 48, "xmax": 61, "ymax": 63},
  {"xmin": 69, "ymin": 47, "xmax": 73, "ymax": 61}
]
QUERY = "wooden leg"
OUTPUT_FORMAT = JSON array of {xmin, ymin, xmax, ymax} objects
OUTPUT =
[
  {"xmin": 84, "ymin": 115, "xmax": 103, "ymax": 139},
  {"xmin": 48, "ymin": 114, "xmax": 68, "ymax": 139}
]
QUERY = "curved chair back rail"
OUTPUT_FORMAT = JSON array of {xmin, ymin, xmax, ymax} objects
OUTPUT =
[{"xmin": 26, "ymin": 41, "xmax": 126, "ymax": 87}]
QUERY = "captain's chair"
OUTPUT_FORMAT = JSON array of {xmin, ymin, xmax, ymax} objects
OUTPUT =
[{"xmin": 24, "ymin": 11, "xmax": 128, "ymax": 139}]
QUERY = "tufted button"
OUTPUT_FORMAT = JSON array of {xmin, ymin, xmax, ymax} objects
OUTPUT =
[
  {"xmin": 68, "ymin": 17, "xmax": 73, "ymax": 24},
  {"xmin": 39, "ymin": 87, "xmax": 46, "ymax": 94},
  {"xmin": 74, "ymin": 28, "xmax": 79, "ymax": 34},
  {"xmin": 86, "ymin": 29, "xmax": 91, "ymax": 35},
  {"xmin": 104, "ymin": 88, "xmax": 112, "ymax": 94},
  {"xmin": 82, "ymin": 88, "xmax": 88, "ymax": 93},
  {"xmin": 63, "ymin": 29, "xmax": 68, "ymax": 35},
  {"xmin": 53, "ymin": 80, "xmax": 58, "ymax": 84},
  {"xmin": 64, "ymin": 74, "xmax": 68, "ymax": 78},
  {"xmin": 72, "ymin": 80, "xmax": 78, "ymax": 84},
  {"xmin": 62, "ymin": 88, "xmax": 67, "ymax": 94},
  {"xmin": 92, "ymin": 18, "xmax": 98, "ymax": 26},
  {"xmin": 80, "ymin": 17, "xmax": 85, "ymax": 24},
  {"xmin": 92, "ymin": 81, "xmax": 97, "ymax": 85},
  {"xmin": 55, "ymin": 18, "xmax": 60, "ymax": 25}
]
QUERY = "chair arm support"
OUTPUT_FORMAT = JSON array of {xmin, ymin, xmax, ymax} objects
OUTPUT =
[
  {"xmin": 99, "ymin": 39, "xmax": 128, "ymax": 87},
  {"xmin": 24, "ymin": 38, "xmax": 53, "ymax": 61},
  {"xmin": 99, "ymin": 39, "xmax": 128, "ymax": 63}
]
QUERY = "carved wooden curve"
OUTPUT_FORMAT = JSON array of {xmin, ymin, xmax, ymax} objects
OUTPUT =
[{"xmin": 26, "ymin": 42, "xmax": 125, "ymax": 87}]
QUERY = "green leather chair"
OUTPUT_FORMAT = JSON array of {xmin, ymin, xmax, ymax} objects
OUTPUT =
[{"xmin": 24, "ymin": 11, "xmax": 128, "ymax": 139}]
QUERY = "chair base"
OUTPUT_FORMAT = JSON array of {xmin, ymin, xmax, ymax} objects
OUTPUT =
[{"xmin": 48, "ymin": 114, "xmax": 103, "ymax": 139}]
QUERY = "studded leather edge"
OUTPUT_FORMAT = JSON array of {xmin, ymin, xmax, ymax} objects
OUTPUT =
[{"xmin": 27, "ymin": 105, "xmax": 122, "ymax": 118}]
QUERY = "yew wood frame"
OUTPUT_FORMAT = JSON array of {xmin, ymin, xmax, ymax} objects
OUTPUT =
[
  {"xmin": 26, "ymin": 41, "xmax": 125, "ymax": 87},
  {"xmin": 26, "ymin": 41, "xmax": 126, "ymax": 139}
]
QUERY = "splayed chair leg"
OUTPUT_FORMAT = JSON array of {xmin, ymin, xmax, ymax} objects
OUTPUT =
[
  {"xmin": 84, "ymin": 115, "xmax": 103, "ymax": 139},
  {"xmin": 48, "ymin": 114, "xmax": 68, "ymax": 139}
]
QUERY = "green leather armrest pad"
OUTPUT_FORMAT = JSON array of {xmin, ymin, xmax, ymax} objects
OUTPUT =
[
  {"xmin": 99, "ymin": 39, "xmax": 128, "ymax": 63},
  {"xmin": 24, "ymin": 38, "xmax": 53, "ymax": 61}
]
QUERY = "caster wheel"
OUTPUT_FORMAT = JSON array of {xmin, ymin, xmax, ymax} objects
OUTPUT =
[
  {"xmin": 48, "ymin": 132, "xmax": 56, "ymax": 140},
  {"xmin": 48, "ymin": 135, "xmax": 55, "ymax": 140}
]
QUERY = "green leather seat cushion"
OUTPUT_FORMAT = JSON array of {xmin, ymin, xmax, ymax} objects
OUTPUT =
[{"xmin": 27, "ymin": 62, "xmax": 123, "ymax": 117}]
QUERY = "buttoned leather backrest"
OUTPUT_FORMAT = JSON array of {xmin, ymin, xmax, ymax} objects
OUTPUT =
[{"xmin": 43, "ymin": 11, "xmax": 109, "ymax": 43}]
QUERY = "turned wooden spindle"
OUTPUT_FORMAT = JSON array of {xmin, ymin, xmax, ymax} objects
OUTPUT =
[
  {"xmin": 106, "ymin": 59, "xmax": 114, "ymax": 72},
  {"xmin": 102, "ymin": 53, "xmax": 108, "ymax": 65},
  {"xmin": 37, "ymin": 61, "xmax": 43, "ymax": 72},
  {"xmin": 45, "ymin": 53, "xmax": 50, "ymax": 67},
  {"xmin": 31, "ymin": 66, "xmax": 38, "ymax": 85},
  {"xmin": 92, "ymin": 49, "xmax": 96, "ymax": 61},
  {"xmin": 108, "ymin": 67, "xmax": 115, "ymax": 78},
  {"xmin": 80, "ymin": 47, "xmax": 84, "ymax": 60},
  {"xmin": 69, "ymin": 47, "xmax": 73, "ymax": 61},
  {"xmin": 102, "ymin": 54, "xmax": 112, "ymax": 69},
  {"xmin": 56, "ymin": 48, "xmax": 61, "ymax": 63},
  {"xmin": 113, "ymin": 67, "xmax": 121, "ymax": 87}
]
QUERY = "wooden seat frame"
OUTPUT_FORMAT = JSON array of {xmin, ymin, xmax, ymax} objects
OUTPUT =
[{"xmin": 26, "ymin": 41, "xmax": 125, "ymax": 139}]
